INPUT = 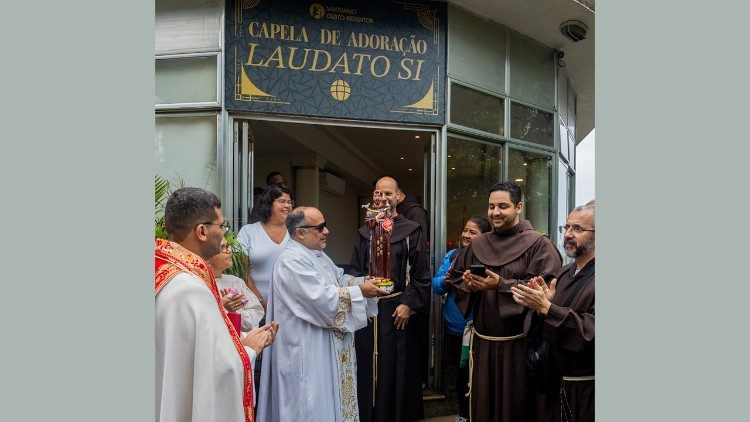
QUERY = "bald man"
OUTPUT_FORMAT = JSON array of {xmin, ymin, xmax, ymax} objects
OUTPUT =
[
  {"xmin": 257, "ymin": 207, "xmax": 387, "ymax": 422},
  {"xmin": 348, "ymin": 177, "xmax": 432, "ymax": 422}
]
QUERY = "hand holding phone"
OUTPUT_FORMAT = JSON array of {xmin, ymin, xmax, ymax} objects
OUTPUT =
[{"xmin": 470, "ymin": 264, "xmax": 487, "ymax": 277}]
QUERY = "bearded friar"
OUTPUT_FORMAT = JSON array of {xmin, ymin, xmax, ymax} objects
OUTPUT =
[{"xmin": 512, "ymin": 201, "xmax": 596, "ymax": 422}]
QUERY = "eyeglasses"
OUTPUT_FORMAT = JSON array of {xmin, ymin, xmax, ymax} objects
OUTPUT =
[
  {"xmin": 562, "ymin": 224, "xmax": 595, "ymax": 234},
  {"xmin": 201, "ymin": 220, "xmax": 230, "ymax": 232},
  {"xmin": 299, "ymin": 221, "xmax": 327, "ymax": 232},
  {"xmin": 276, "ymin": 199, "xmax": 295, "ymax": 207},
  {"xmin": 219, "ymin": 244, "xmax": 232, "ymax": 254}
]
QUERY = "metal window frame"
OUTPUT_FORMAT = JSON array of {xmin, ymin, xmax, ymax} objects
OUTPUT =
[
  {"xmin": 223, "ymin": 112, "xmax": 443, "ymax": 229},
  {"xmin": 506, "ymin": 143, "xmax": 557, "ymax": 244},
  {"xmin": 507, "ymin": 100, "xmax": 557, "ymax": 151},
  {"xmin": 155, "ymin": 112, "xmax": 223, "ymax": 199},
  {"xmin": 155, "ymin": 51, "xmax": 222, "ymax": 111},
  {"xmin": 447, "ymin": 78, "xmax": 507, "ymax": 140}
]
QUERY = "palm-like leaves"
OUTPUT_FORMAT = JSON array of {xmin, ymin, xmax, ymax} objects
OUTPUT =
[
  {"xmin": 155, "ymin": 175, "xmax": 169, "ymax": 240},
  {"xmin": 154, "ymin": 175, "xmax": 248, "ymax": 279},
  {"xmin": 224, "ymin": 230, "xmax": 248, "ymax": 278}
]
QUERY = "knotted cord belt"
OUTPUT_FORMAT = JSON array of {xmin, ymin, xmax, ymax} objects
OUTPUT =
[
  {"xmin": 562, "ymin": 375, "xmax": 595, "ymax": 381},
  {"xmin": 560, "ymin": 375, "xmax": 594, "ymax": 422},
  {"xmin": 465, "ymin": 321, "xmax": 525, "ymax": 422},
  {"xmin": 372, "ymin": 291, "xmax": 403, "ymax": 406}
]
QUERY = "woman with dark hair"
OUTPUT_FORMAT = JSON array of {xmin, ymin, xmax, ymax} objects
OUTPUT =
[
  {"xmin": 237, "ymin": 185, "xmax": 294, "ymax": 308},
  {"xmin": 432, "ymin": 216, "xmax": 492, "ymax": 422}
]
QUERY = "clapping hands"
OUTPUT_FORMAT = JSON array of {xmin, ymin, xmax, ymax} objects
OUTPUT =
[
  {"xmin": 241, "ymin": 322, "xmax": 279, "ymax": 355},
  {"xmin": 510, "ymin": 276, "xmax": 557, "ymax": 315}
]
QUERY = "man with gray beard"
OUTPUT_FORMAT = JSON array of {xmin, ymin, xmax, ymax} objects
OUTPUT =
[{"xmin": 512, "ymin": 201, "xmax": 596, "ymax": 422}]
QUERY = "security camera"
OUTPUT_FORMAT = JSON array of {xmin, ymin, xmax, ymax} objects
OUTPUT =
[
  {"xmin": 560, "ymin": 20, "xmax": 588, "ymax": 42},
  {"xmin": 553, "ymin": 48, "xmax": 566, "ymax": 68}
]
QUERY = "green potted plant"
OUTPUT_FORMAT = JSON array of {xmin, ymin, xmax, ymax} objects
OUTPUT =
[{"xmin": 155, "ymin": 175, "xmax": 247, "ymax": 278}]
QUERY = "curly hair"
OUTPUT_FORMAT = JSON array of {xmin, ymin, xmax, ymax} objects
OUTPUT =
[{"xmin": 256, "ymin": 185, "xmax": 293, "ymax": 224}]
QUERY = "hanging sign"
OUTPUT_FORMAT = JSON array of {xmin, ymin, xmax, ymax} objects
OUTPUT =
[{"xmin": 225, "ymin": 0, "xmax": 446, "ymax": 124}]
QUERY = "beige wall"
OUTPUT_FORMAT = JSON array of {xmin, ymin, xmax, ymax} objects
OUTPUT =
[
  {"xmin": 319, "ymin": 183, "xmax": 360, "ymax": 265},
  {"xmin": 253, "ymin": 155, "xmax": 294, "ymax": 193}
]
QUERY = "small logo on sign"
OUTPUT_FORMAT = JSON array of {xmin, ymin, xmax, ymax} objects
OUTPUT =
[
  {"xmin": 330, "ymin": 80, "xmax": 351, "ymax": 101},
  {"xmin": 310, "ymin": 4, "xmax": 325, "ymax": 19}
]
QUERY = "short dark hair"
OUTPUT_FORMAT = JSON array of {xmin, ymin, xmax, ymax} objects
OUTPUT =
[
  {"xmin": 265, "ymin": 171, "xmax": 285, "ymax": 186},
  {"xmin": 286, "ymin": 209, "xmax": 307, "ymax": 237},
  {"xmin": 165, "ymin": 187, "xmax": 221, "ymax": 242},
  {"xmin": 468, "ymin": 215, "xmax": 492, "ymax": 234},
  {"xmin": 489, "ymin": 181, "xmax": 522, "ymax": 204},
  {"xmin": 256, "ymin": 185, "xmax": 293, "ymax": 224}
]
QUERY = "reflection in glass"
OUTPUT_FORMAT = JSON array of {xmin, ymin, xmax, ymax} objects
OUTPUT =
[
  {"xmin": 557, "ymin": 161, "xmax": 574, "ymax": 264},
  {"xmin": 567, "ymin": 89, "xmax": 576, "ymax": 141},
  {"xmin": 510, "ymin": 102, "xmax": 554, "ymax": 147},
  {"xmin": 446, "ymin": 137, "xmax": 503, "ymax": 250},
  {"xmin": 507, "ymin": 148, "xmax": 551, "ymax": 235},
  {"xmin": 155, "ymin": 115, "xmax": 219, "ymax": 195},
  {"xmin": 560, "ymin": 120, "xmax": 569, "ymax": 160},
  {"xmin": 567, "ymin": 132, "xmax": 576, "ymax": 167},
  {"xmin": 450, "ymin": 84, "xmax": 504, "ymax": 135}
]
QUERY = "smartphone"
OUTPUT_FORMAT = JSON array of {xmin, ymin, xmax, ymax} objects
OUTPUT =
[{"xmin": 470, "ymin": 264, "xmax": 486, "ymax": 277}]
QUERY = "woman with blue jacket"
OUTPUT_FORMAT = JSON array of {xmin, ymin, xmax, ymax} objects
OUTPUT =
[{"xmin": 432, "ymin": 216, "xmax": 491, "ymax": 422}]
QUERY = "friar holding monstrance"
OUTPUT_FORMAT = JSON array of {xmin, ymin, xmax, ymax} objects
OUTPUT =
[{"xmin": 347, "ymin": 176, "xmax": 432, "ymax": 422}]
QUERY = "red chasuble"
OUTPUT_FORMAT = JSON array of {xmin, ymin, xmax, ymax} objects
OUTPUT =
[{"xmin": 155, "ymin": 238, "xmax": 255, "ymax": 422}]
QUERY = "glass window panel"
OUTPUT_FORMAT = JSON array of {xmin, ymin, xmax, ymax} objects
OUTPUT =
[
  {"xmin": 445, "ymin": 136, "xmax": 503, "ymax": 250},
  {"xmin": 511, "ymin": 102, "xmax": 554, "ymax": 147},
  {"xmin": 448, "ymin": 5, "xmax": 506, "ymax": 93},
  {"xmin": 156, "ymin": 55, "xmax": 218, "ymax": 105},
  {"xmin": 568, "ymin": 132, "xmax": 576, "ymax": 167},
  {"xmin": 450, "ymin": 84, "xmax": 504, "ymax": 135},
  {"xmin": 155, "ymin": 115, "xmax": 219, "ymax": 195},
  {"xmin": 556, "ymin": 161, "xmax": 574, "ymax": 264},
  {"xmin": 557, "ymin": 72, "xmax": 568, "ymax": 128},
  {"xmin": 559, "ymin": 118, "xmax": 569, "ymax": 160},
  {"xmin": 567, "ymin": 87, "xmax": 576, "ymax": 141},
  {"xmin": 508, "ymin": 148, "xmax": 551, "ymax": 235},
  {"xmin": 156, "ymin": 0, "xmax": 222, "ymax": 54},
  {"xmin": 509, "ymin": 34, "xmax": 555, "ymax": 108}
]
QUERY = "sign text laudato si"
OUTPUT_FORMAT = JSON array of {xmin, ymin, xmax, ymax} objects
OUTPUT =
[{"xmin": 225, "ymin": 0, "xmax": 447, "ymax": 124}]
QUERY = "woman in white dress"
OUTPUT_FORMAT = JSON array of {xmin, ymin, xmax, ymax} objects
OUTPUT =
[{"xmin": 237, "ymin": 184, "xmax": 294, "ymax": 309}]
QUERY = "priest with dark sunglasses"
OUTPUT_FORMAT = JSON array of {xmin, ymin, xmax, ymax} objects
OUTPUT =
[{"xmin": 257, "ymin": 206, "xmax": 388, "ymax": 422}]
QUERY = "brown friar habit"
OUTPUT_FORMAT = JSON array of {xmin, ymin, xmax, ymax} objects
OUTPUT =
[
  {"xmin": 395, "ymin": 194, "xmax": 431, "ymax": 386},
  {"xmin": 526, "ymin": 259, "xmax": 595, "ymax": 422},
  {"xmin": 347, "ymin": 214, "xmax": 431, "ymax": 422},
  {"xmin": 447, "ymin": 220, "xmax": 562, "ymax": 422}
]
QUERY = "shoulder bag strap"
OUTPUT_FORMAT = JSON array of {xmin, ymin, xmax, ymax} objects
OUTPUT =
[{"xmin": 561, "ymin": 264, "xmax": 595, "ymax": 308}]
